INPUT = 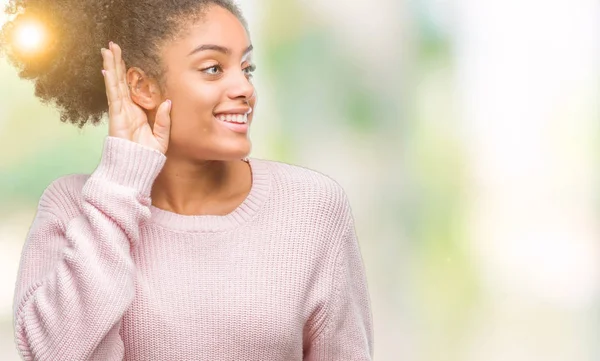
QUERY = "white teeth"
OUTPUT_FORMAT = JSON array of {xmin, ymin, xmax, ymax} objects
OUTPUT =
[{"xmin": 216, "ymin": 113, "xmax": 248, "ymax": 124}]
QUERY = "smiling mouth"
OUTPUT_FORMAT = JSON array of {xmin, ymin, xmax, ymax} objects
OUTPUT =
[
  {"xmin": 214, "ymin": 113, "xmax": 251, "ymax": 134},
  {"xmin": 215, "ymin": 113, "xmax": 249, "ymax": 124}
]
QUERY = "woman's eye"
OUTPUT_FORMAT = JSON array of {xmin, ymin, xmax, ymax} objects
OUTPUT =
[
  {"xmin": 200, "ymin": 64, "xmax": 256, "ymax": 77},
  {"xmin": 243, "ymin": 64, "xmax": 256, "ymax": 77},
  {"xmin": 202, "ymin": 65, "xmax": 222, "ymax": 75}
]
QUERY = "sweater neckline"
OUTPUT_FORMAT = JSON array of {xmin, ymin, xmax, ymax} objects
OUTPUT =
[{"xmin": 148, "ymin": 157, "xmax": 271, "ymax": 233}]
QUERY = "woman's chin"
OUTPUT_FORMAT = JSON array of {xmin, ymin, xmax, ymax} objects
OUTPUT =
[{"xmin": 211, "ymin": 140, "xmax": 252, "ymax": 161}]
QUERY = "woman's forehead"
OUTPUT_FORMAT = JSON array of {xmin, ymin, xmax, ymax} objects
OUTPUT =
[{"xmin": 174, "ymin": 6, "xmax": 250, "ymax": 55}]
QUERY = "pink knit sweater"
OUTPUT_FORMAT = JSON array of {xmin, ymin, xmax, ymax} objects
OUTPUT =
[{"xmin": 13, "ymin": 136, "xmax": 374, "ymax": 361}]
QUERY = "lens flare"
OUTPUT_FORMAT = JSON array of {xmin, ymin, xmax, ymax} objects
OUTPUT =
[{"xmin": 14, "ymin": 21, "xmax": 46, "ymax": 53}]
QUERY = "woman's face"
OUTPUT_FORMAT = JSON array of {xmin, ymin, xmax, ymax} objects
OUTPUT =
[{"xmin": 159, "ymin": 5, "xmax": 256, "ymax": 161}]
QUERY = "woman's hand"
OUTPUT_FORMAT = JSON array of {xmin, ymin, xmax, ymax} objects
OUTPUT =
[{"xmin": 101, "ymin": 42, "xmax": 172, "ymax": 154}]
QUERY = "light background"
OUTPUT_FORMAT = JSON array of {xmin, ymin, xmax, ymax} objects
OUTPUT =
[{"xmin": 1, "ymin": 0, "xmax": 599, "ymax": 360}]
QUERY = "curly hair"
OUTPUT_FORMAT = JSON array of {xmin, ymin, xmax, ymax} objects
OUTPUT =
[{"xmin": 0, "ymin": 0, "xmax": 248, "ymax": 128}]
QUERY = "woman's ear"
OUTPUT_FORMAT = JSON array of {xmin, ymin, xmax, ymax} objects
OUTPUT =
[{"xmin": 126, "ymin": 67, "xmax": 163, "ymax": 110}]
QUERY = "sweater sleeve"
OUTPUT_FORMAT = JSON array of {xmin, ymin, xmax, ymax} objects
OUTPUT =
[
  {"xmin": 12, "ymin": 136, "xmax": 166, "ymax": 361},
  {"xmin": 304, "ymin": 209, "xmax": 375, "ymax": 360}
]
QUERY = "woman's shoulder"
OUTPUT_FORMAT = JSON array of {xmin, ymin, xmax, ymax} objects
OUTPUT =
[
  {"xmin": 256, "ymin": 158, "xmax": 352, "ymax": 209},
  {"xmin": 256, "ymin": 158, "xmax": 354, "ymax": 237},
  {"xmin": 37, "ymin": 173, "xmax": 90, "ymax": 221}
]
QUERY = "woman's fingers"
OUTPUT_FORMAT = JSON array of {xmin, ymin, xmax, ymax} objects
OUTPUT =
[
  {"xmin": 152, "ymin": 99, "xmax": 173, "ymax": 153},
  {"xmin": 122, "ymin": 59, "xmax": 131, "ymax": 98},
  {"xmin": 110, "ymin": 43, "xmax": 131, "ymax": 101},
  {"xmin": 101, "ymin": 47, "xmax": 121, "ymax": 118}
]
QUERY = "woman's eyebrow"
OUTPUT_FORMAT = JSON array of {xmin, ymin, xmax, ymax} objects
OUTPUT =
[{"xmin": 187, "ymin": 44, "xmax": 253, "ymax": 56}]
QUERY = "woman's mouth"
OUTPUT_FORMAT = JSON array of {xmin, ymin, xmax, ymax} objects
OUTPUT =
[{"xmin": 215, "ymin": 113, "xmax": 249, "ymax": 133}]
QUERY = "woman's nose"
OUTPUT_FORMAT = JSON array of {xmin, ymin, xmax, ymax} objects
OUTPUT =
[{"xmin": 227, "ymin": 71, "xmax": 255, "ymax": 100}]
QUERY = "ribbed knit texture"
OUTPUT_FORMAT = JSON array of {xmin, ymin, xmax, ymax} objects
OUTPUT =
[{"xmin": 13, "ymin": 136, "xmax": 374, "ymax": 361}]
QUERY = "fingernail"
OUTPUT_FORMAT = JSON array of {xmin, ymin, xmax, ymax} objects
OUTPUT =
[
  {"xmin": 102, "ymin": 69, "xmax": 106, "ymax": 77},
  {"xmin": 101, "ymin": 48, "xmax": 105, "ymax": 55},
  {"xmin": 109, "ymin": 41, "xmax": 114, "ymax": 48}
]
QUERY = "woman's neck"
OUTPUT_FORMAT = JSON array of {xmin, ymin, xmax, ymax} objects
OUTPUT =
[{"xmin": 150, "ymin": 157, "xmax": 251, "ymax": 216}]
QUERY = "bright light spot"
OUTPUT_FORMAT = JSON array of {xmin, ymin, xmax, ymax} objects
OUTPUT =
[{"xmin": 14, "ymin": 22, "xmax": 46, "ymax": 52}]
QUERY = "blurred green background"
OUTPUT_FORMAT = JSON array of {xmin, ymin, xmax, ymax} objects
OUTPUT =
[{"xmin": 1, "ymin": 0, "xmax": 599, "ymax": 360}]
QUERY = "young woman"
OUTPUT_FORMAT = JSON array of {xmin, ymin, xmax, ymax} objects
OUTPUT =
[{"xmin": 3, "ymin": 0, "xmax": 374, "ymax": 359}]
